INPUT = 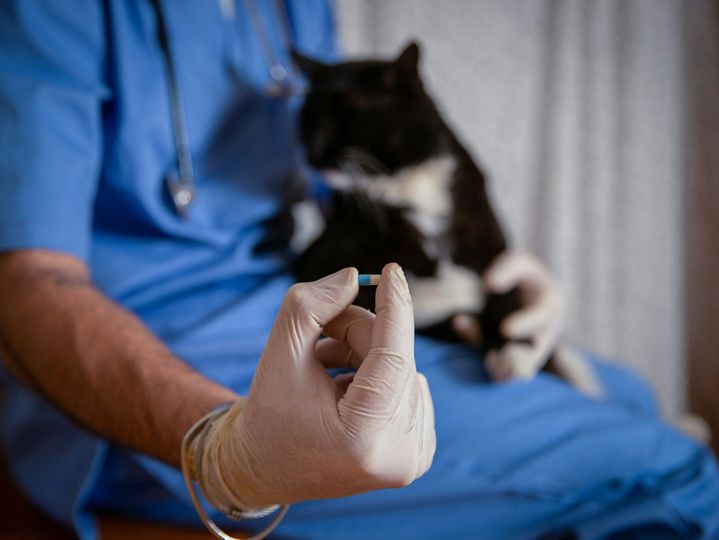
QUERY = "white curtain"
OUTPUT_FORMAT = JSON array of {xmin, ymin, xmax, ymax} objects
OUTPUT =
[{"xmin": 335, "ymin": 0, "xmax": 688, "ymax": 417}]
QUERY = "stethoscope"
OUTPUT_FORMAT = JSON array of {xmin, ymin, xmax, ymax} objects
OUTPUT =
[{"xmin": 148, "ymin": 0, "xmax": 305, "ymax": 218}]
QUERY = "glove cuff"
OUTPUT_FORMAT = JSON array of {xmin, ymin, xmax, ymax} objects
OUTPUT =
[{"xmin": 181, "ymin": 402, "xmax": 290, "ymax": 539}]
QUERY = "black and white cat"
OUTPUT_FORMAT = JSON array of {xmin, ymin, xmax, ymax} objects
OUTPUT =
[{"xmin": 293, "ymin": 43, "xmax": 600, "ymax": 395}]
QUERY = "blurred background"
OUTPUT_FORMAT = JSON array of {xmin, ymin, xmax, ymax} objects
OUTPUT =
[{"xmin": 335, "ymin": 0, "xmax": 719, "ymax": 445}]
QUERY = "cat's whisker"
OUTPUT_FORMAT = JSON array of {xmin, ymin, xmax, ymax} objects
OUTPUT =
[{"xmin": 343, "ymin": 147, "xmax": 389, "ymax": 176}]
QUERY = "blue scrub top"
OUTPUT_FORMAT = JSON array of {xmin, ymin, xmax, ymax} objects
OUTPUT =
[{"xmin": 0, "ymin": 0, "xmax": 335, "ymax": 537}]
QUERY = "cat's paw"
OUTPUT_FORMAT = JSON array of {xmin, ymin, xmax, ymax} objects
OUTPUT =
[{"xmin": 485, "ymin": 343, "xmax": 542, "ymax": 381}]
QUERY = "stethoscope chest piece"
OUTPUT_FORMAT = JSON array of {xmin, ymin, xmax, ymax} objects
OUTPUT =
[
  {"xmin": 166, "ymin": 173, "xmax": 195, "ymax": 219},
  {"xmin": 150, "ymin": 0, "xmax": 197, "ymax": 219}
]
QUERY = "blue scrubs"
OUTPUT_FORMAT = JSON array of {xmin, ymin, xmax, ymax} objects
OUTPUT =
[{"xmin": 0, "ymin": 2, "xmax": 717, "ymax": 539}]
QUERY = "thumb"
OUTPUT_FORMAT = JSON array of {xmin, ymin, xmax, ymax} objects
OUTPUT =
[{"xmin": 266, "ymin": 268, "xmax": 359, "ymax": 363}]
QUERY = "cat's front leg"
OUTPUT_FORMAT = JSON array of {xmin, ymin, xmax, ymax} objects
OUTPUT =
[
  {"xmin": 447, "ymin": 177, "xmax": 536, "ymax": 377},
  {"xmin": 452, "ymin": 247, "xmax": 558, "ymax": 381},
  {"xmin": 477, "ymin": 287, "xmax": 540, "ymax": 380}
]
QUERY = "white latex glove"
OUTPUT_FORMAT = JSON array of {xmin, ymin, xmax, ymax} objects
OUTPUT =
[
  {"xmin": 194, "ymin": 264, "xmax": 436, "ymax": 512},
  {"xmin": 453, "ymin": 251, "xmax": 565, "ymax": 381}
]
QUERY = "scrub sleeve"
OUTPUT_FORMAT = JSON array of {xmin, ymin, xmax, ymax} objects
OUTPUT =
[{"xmin": 0, "ymin": 2, "xmax": 109, "ymax": 537}]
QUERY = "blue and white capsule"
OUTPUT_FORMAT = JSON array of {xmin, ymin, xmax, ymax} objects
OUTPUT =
[{"xmin": 358, "ymin": 274, "xmax": 381, "ymax": 286}]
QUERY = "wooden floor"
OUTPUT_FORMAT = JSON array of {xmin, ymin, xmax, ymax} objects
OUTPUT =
[
  {"xmin": 99, "ymin": 517, "xmax": 245, "ymax": 540},
  {"xmin": 0, "ymin": 458, "xmax": 249, "ymax": 539},
  {"xmin": 0, "ymin": 459, "xmax": 73, "ymax": 540}
]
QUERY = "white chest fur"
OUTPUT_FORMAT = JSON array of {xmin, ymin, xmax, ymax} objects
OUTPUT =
[
  {"xmin": 408, "ymin": 261, "xmax": 484, "ymax": 327},
  {"xmin": 324, "ymin": 156, "xmax": 456, "ymax": 238},
  {"xmin": 325, "ymin": 155, "xmax": 483, "ymax": 326}
]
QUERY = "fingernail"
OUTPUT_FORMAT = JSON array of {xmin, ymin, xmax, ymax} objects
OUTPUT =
[
  {"xmin": 383, "ymin": 262, "xmax": 403, "ymax": 276},
  {"xmin": 315, "ymin": 267, "xmax": 357, "ymax": 288}
]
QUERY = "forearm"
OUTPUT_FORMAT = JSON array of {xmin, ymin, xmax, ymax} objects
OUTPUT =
[{"xmin": 0, "ymin": 250, "xmax": 238, "ymax": 467}]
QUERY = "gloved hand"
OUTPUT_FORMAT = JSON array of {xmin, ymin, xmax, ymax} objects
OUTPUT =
[
  {"xmin": 193, "ymin": 264, "xmax": 436, "ymax": 512},
  {"xmin": 453, "ymin": 250, "xmax": 565, "ymax": 381}
]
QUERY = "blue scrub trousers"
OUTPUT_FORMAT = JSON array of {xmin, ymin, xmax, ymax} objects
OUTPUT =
[{"xmin": 88, "ymin": 337, "xmax": 719, "ymax": 540}]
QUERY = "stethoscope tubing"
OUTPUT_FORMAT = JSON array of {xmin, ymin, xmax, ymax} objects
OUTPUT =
[{"xmin": 148, "ymin": 0, "xmax": 302, "ymax": 217}]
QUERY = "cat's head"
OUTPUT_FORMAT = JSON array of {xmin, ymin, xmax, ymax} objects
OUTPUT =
[{"xmin": 294, "ymin": 43, "xmax": 445, "ymax": 176}]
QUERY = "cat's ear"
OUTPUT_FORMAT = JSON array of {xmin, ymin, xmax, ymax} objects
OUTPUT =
[
  {"xmin": 291, "ymin": 49, "xmax": 327, "ymax": 79},
  {"xmin": 396, "ymin": 42, "xmax": 420, "ymax": 74}
]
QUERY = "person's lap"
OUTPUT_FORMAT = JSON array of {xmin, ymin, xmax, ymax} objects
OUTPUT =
[
  {"xmin": 266, "ymin": 339, "xmax": 719, "ymax": 539},
  {"xmin": 100, "ymin": 338, "xmax": 719, "ymax": 539}
]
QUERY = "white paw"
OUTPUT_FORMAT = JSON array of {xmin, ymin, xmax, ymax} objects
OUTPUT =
[{"xmin": 485, "ymin": 343, "xmax": 540, "ymax": 382}]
